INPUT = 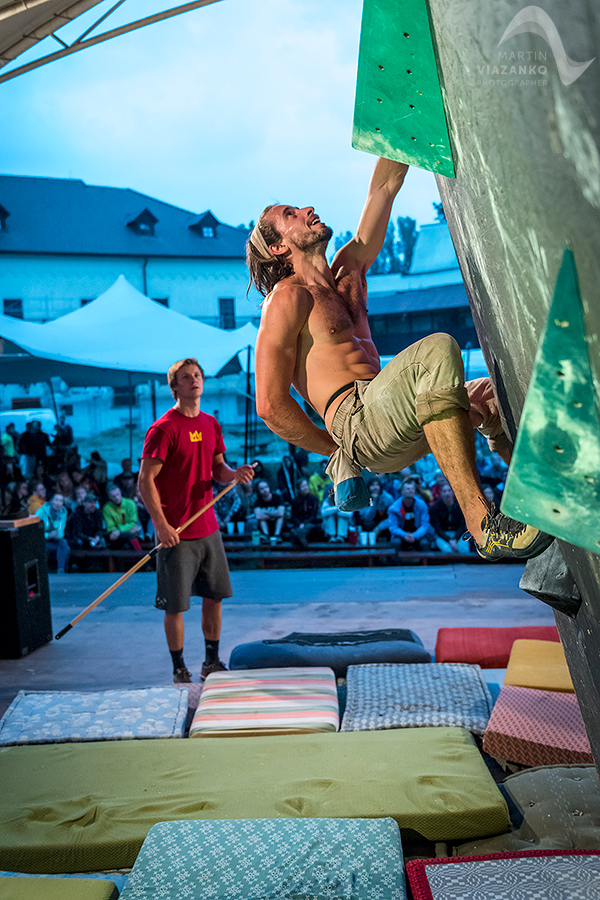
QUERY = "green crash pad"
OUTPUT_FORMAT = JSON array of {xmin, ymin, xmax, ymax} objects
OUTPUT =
[
  {"xmin": 0, "ymin": 728, "xmax": 509, "ymax": 873},
  {"xmin": 353, "ymin": 0, "xmax": 455, "ymax": 176},
  {"xmin": 502, "ymin": 248, "xmax": 600, "ymax": 555},
  {"xmin": 0, "ymin": 877, "xmax": 119, "ymax": 900}
]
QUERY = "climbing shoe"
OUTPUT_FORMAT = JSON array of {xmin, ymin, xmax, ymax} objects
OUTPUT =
[{"xmin": 475, "ymin": 502, "xmax": 554, "ymax": 561}]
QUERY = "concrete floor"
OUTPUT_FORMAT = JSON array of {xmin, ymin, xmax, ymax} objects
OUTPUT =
[{"xmin": 0, "ymin": 563, "xmax": 556, "ymax": 715}]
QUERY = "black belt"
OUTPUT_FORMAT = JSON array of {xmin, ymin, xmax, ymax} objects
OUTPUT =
[{"xmin": 323, "ymin": 382, "xmax": 357, "ymax": 417}]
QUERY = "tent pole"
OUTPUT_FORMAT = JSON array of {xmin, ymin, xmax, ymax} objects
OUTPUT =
[
  {"xmin": 244, "ymin": 345, "xmax": 251, "ymax": 464},
  {"xmin": 128, "ymin": 372, "xmax": 133, "ymax": 460},
  {"xmin": 47, "ymin": 378, "xmax": 60, "ymax": 421},
  {"xmin": 150, "ymin": 379, "xmax": 157, "ymax": 421}
]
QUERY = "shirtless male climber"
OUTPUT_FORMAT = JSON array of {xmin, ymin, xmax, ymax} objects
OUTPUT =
[{"xmin": 247, "ymin": 157, "xmax": 552, "ymax": 561}]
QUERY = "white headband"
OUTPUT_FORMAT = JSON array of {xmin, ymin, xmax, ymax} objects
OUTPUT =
[{"xmin": 250, "ymin": 223, "xmax": 276, "ymax": 262}]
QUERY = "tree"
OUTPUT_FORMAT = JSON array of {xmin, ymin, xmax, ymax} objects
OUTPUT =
[
  {"xmin": 432, "ymin": 202, "xmax": 446, "ymax": 223},
  {"xmin": 396, "ymin": 216, "xmax": 417, "ymax": 274},
  {"xmin": 332, "ymin": 215, "xmax": 417, "ymax": 275},
  {"xmin": 334, "ymin": 230, "xmax": 353, "ymax": 253}
]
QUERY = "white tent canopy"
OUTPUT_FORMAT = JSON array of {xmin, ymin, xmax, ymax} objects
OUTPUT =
[{"xmin": 0, "ymin": 275, "xmax": 257, "ymax": 380}]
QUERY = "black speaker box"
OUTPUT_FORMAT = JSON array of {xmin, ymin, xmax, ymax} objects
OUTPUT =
[{"xmin": 0, "ymin": 519, "xmax": 52, "ymax": 658}]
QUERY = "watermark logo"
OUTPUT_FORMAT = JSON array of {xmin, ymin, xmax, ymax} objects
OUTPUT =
[
  {"xmin": 476, "ymin": 5, "xmax": 595, "ymax": 88},
  {"xmin": 498, "ymin": 6, "xmax": 595, "ymax": 85}
]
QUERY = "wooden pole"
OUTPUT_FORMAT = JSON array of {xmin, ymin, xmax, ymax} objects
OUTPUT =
[{"xmin": 55, "ymin": 481, "xmax": 238, "ymax": 639}]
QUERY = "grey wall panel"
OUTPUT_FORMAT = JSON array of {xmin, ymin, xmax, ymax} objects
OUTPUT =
[{"xmin": 427, "ymin": 0, "xmax": 600, "ymax": 763}]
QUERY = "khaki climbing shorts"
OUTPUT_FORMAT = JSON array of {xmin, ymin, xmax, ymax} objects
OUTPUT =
[{"xmin": 330, "ymin": 333, "xmax": 510, "ymax": 474}]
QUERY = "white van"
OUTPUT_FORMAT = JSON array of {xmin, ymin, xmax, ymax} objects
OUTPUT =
[{"xmin": 0, "ymin": 408, "xmax": 58, "ymax": 437}]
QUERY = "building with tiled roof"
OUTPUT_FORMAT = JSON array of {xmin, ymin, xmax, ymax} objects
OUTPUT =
[
  {"xmin": 366, "ymin": 221, "xmax": 478, "ymax": 355},
  {"xmin": 0, "ymin": 175, "xmax": 261, "ymax": 327}
]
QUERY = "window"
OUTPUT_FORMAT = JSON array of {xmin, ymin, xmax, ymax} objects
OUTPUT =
[
  {"xmin": 219, "ymin": 297, "xmax": 236, "ymax": 330},
  {"xmin": 152, "ymin": 297, "xmax": 169, "ymax": 307},
  {"xmin": 113, "ymin": 385, "xmax": 136, "ymax": 408},
  {"xmin": 189, "ymin": 212, "xmax": 219, "ymax": 238},
  {"xmin": 80, "ymin": 298, "xmax": 94, "ymax": 306},
  {"xmin": 126, "ymin": 208, "xmax": 158, "ymax": 236},
  {"xmin": 3, "ymin": 299, "xmax": 23, "ymax": 319}
]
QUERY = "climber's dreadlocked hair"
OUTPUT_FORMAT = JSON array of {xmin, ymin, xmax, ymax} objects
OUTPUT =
[{"xmin": 246, "ymin": 205, "xmax": 294, "ymax": 298}]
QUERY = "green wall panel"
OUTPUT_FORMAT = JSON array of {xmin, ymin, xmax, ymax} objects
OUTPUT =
[
  {"xmin": 502, "ymin": 249, "xmax": 600, "ymax": 555},
  {"xmin": 353, "ymin": 0, "xmax": 455, "ymax": 176}
]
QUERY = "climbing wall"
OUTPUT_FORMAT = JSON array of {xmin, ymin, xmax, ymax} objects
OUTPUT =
[
  {"xmin": 428, "ymin": 0, "xmax": 600, "ymax": 765},
  {"xmin": 353, "ymin": 0, "xmax": 600, "ymax": 764}
]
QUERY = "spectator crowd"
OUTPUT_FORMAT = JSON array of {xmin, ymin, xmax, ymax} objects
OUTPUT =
[
  {"xmin": 0, "ymin": 417, "xmax": 151, "ymax": 572},
  {"xmin": 213, "ymin": 441, "xmax": 508, "ymax": 556},
  {"xmin": 1, "ymin": 418, "xmax": 509, "ymax": 569}
]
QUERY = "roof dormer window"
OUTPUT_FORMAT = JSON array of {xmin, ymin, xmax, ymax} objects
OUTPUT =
[
  {"xmin": 0, "ymin": 204, "xmax": 9, "ymax": 232},
  {"xmin": 189, "ymin": 211, "xmax": 219, "ymax": 238},
  {"xmin": 127, "ymin": 208, "xmax": 158, "ymax": 236}
]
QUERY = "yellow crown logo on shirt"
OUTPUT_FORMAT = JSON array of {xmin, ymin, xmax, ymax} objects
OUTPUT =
[{"xmin": 189, "ymin": 430, "xmax": 203, "ymax": 442}]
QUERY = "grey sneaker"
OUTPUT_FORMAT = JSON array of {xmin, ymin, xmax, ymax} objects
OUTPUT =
[
  {"xmin": 173, "ymin": 665, "xmax": 192, "ymax": 684},
  {"xmin": 476, "ymin": 502, "xmax": 554, "ymax": 561},
  {"xmin": 200, "ymin": 659, "xmax": 227, "ymax": 681}
]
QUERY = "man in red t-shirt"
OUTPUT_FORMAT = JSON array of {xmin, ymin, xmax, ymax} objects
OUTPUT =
[{"xmin": 139, "ymin": 357, "xmax": 254, "ymax": 683}]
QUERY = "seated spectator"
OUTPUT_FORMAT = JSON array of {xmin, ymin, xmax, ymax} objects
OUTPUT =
[
  {"xmin": 430, "ymin": 483, "xmax": 470, "ymax": 555},
  {"xmin": 70, "ymin": 468, "xmax": 84, "ymax": 488},
  {"xmin": 52, "ymin": 414, "xmax": 74, "ymax": 468},
  {"xmin": 54, "ymin": 471, "xmax": 76, "ymax": 509},
  {"xmin": 482, "ymin": 483, "xmax": 502, "ymax": 506},
  {"xmin": 18, "ymin": 420, "xmax": 51, "ymax": 480},
  {"xmin": 388, "ymin": 481, "xmax": 433, "ymax": 551},
  {"xmin": 5, "ymin": 423, "xmax": 20, "ymax": 456},
  {"xmin": 84, "ymin": 451, "xmax": 109, "ymax": 500},
  {"xmin": 32, "ymin": 460, "xmax": 52, "ymax": 493},
  {"xmin": 414, "ymin": 452, "xmax": 438, "ymax": 491},
  {"xmin": 230, "ymin": 480, "xmax": 253, "ymax": 533},
  {"xmin": 214, "ymin": 481, "xmax": 242, "ymax": 533},
  {"xmin": 381, "ymin": 474, "xmax": 402, "ymax": 501},
  {"xmin": 355, "ymin": 478, "xmax": 394, "ymax": 539},
  {"xmin": 276, "ymin": 454, "xmax": 300, "ymax": 504},
  {"xmin": 429, "ymin": 469, "xmax": 448, "ymax": 503},
  {"xmin": 1, "ymin": 427, "xmax": 18, "ymax": 481},
  {"xmin": 1, "ymin": 480, "xmax": 29, "ymax": 519},
  {"xmin": 289, "ymin": 445, "xmax": 309, "ymax": 477},
  {"xmin": 103, "ymin": 484, "xmax": 142, "ymax": 550},
  {"xmin": 308, "ymin": 459, "xmax": 332, "ymax": 504},
  {"xmin": 408, "ymin": 473, "xmax": 433, "ymax": 505},
  {"xmin": 290, "ymin": 478, "xmax": 326, "ymax": 547},
  {"xmin": 65, "ymin": 445, "xmax": 81, "ymax": 471},
  {"xmin": 254, "ymin": 479, "xmax": 285, "ymax": 541},
  {"xmin": 134, "ymin": 485, "xmax": 153, "ymax": 540},
  {"xmin": 250, "ymin": 459, "xmax": 266, "ymax": 480},
  {"xmin": 27, "ymin": 481, "xmax": 47, "ymax": 515},
  {"xmin": 68, "ymin": 492, "xmax": 106, "ymax": 550},
  {"xmin": 478, "ymin": 454, "xmax": 509, "ymax": 491},
  {"xmin": 38, "ymin": 493, "xmax": 71, "ymax": 572},
  {"xmin": 73, "ymin": 484, "xmax": 87, "ymax": 507},
  {"xmin": 114, "ymin": 458, "xmax": 139, "ymax": 499},
  {"xmin": 321, "ymin": 490, "xmax": 353, "ymax": 542}
]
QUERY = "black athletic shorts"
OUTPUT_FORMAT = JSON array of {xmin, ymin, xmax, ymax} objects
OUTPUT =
[{"xmin": 155, "ymin": 530, "xmax": 232, "ymax": 613}]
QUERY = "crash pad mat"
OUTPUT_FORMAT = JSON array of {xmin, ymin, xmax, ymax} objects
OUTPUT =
[
  {"xmin": 119, "ymin": 818, "xmax": 406, "ymax": 900},
  {"xmin": 0, "ymin": 728, "xmax": 509, "ymax": 873},
  {"xmin": 0, "ymin": 876, "xmax": 119, "ymax": 899}
]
